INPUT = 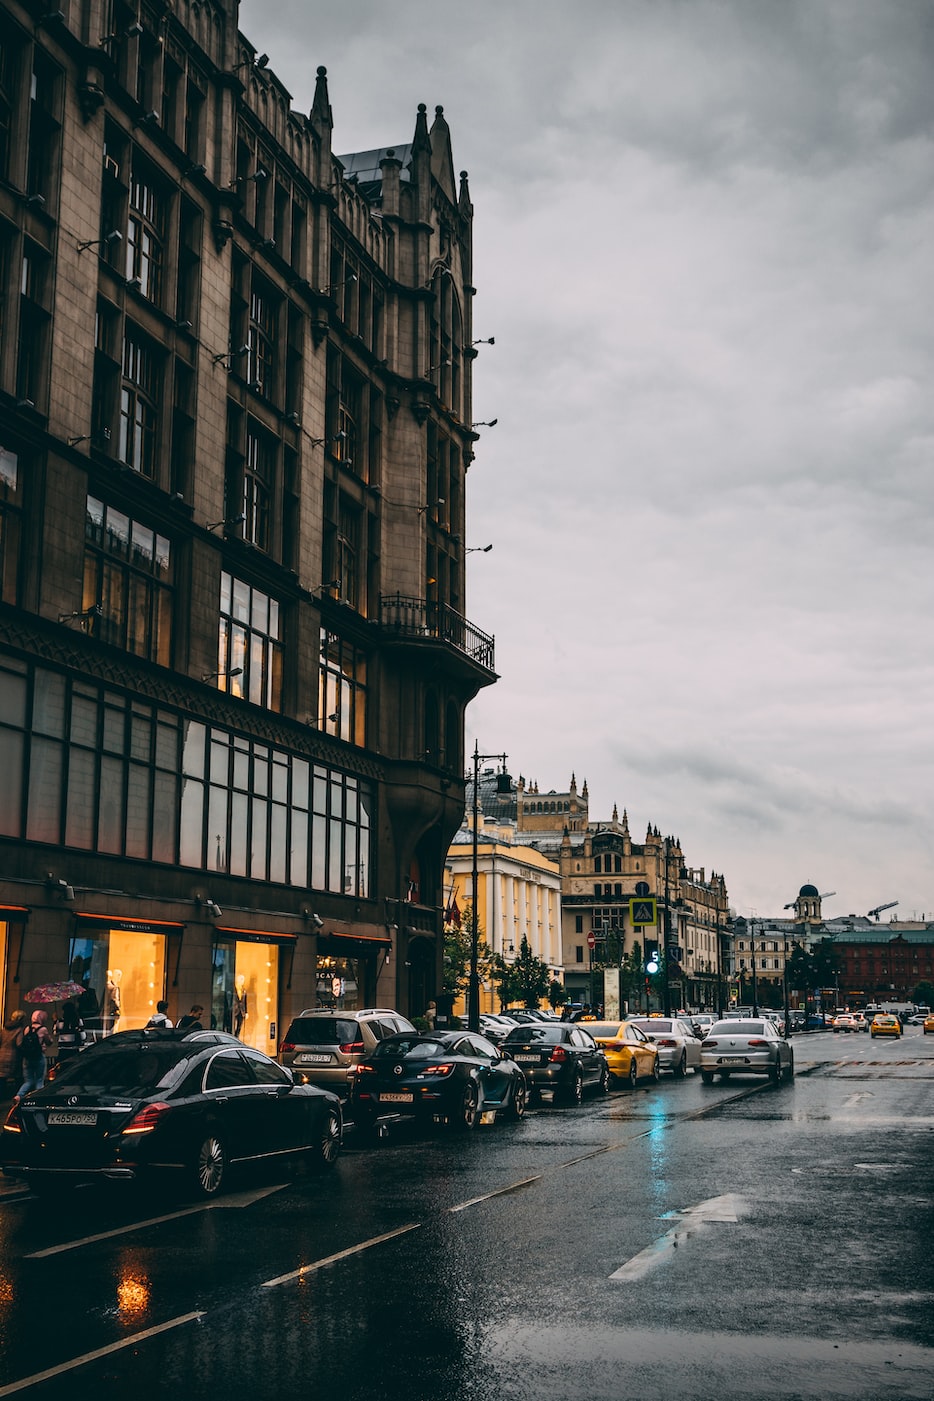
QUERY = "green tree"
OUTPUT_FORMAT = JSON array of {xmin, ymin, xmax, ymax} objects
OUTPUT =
[
  {"xmin": 548, "ymin": 979, "xmax": 569, "ymax": 1013},
  {"xmin": 911, "ymin": 979, "xmax": 934, "ymax": 1008},
  {"xmin": 442, "ymin": 903, "xmax": 492, "ymax": 998},
  {"xmin": 492, "ymin": 934, "xmax": 552, "ymax": 1009}
]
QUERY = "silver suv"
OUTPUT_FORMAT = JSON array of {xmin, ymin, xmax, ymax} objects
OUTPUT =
[{"xmin": 278, "ymin": 1008, "xmax": 416, "ymax": 1096}]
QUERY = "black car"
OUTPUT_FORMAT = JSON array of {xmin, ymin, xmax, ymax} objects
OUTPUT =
[
  {"xmin": 1, "ymin": 1028, "xmax": 342, "ymax": 1198},
  {"xmin": 501, "ymin": 1023, "xmax": 610, "ymax": 1104},
  {"xmin": 351, "ymin": 1031, "xmax": 527, "ymax": 1132}
]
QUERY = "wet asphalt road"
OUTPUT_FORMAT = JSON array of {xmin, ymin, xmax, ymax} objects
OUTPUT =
[{"xmin": 1, "ymin": 1027, "xmax": 932, "ymax": 1400}]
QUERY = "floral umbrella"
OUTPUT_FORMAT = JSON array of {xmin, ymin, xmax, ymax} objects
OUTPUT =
[{"xmin": 25, "ymin": 980, "xmax": 86, "ymax": 1004}]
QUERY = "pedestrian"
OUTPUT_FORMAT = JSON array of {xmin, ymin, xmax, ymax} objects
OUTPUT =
[
  {"xmin": 54, "ymin": 1001, "xmax": 86, "ymax": 1063},
  {"xmin": 145, "ymin": 1000, "xmax": 174, "ymax": 1029},
  {"xmin": 176, "ymin": 1004, "xmax": 204, "ymax": 1031},
  {"xmin": 14, "ymin": 1010, "xmax": 52, "ymax": 1103},
  {"xmin": 424, "ymin": 1000, "xmax": 437, "ymax": 1031},
  {"xmin": 0, "ymin": 1009, "xmax": 27, "ymax": 1099}
]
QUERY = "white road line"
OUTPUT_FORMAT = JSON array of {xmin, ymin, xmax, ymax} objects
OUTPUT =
[
  {"xmin": 0, "ymin": 1311, "xmax": 204, "ymax": 1396},
  {"xmin": 26, "ymin": 1204, "xmax": 208, "ymax": 1258},
  {"xmin": 610, "ymin": 1194, "xmax": 744, "ymax": 1281},
  {"xmin": 448, "ymin": 1175, "xmax": 541, "ymax": 1212},
  {"xmin": 261, "ymin": 1223, "xmax": 421, "ymax": 1287}
]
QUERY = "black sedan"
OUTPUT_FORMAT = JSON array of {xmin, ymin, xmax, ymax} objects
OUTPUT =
[
  {"xmin": 1, "ymin": 1028, "xmax": 342, "ymax": 1198},
  {"xmin": 500, "ymin": 1023, "xmax": 610, "ymax": 1104},
  {"xmin": 351, "ymin": 1031, "xmax": 527, "ymax": 1132}
]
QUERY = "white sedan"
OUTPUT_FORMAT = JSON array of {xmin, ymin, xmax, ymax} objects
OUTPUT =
[
  {"xmin": 700, "ymin": 1018, "xmax": 794, "ymax": 1085},
  {"xmin": 627, "ymin": 1017, "xmax": 702, "ymax": 1076}
]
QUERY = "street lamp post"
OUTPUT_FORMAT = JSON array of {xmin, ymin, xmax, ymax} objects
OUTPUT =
[
  {"xmin": 750, "ymin": 915, "xmax": 759, "ymax": 1016},
  {"xmin": 468, "ymin": 742, "xmax": 509, "ymax": 1033}
]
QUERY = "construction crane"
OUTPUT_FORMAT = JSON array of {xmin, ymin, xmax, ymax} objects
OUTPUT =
[{"xmin": 867, "ymin": 901, "xmax": 898, "ymax": 921}]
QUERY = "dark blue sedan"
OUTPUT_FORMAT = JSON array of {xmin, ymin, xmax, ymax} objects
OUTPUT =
[{"xmin": 351, "ymin": 1031, "xmax": 527, "ymax": 1133}]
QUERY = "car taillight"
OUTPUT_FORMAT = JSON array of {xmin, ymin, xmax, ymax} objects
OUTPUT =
[
  {"xmin": 354, "ymin": 1063, "xmax": 375, "ymax": 1076},
  {"xmin": 549, "ymin": 1045, "xmax": 569, "ymax": 1063},
  {"xmin": 747, "ymin": 1039, "xmax": 769, "ymax": 1048},
  {"xmin": 2, "ymin": 1104, "xmax": 24, "ymax": 1134},
  {"xmin": 656, "ymin": 1038, "xmax": 677, "ymax": 1047},
  {"xmin": 122, "ymin": 1102, "xmax": 171, "ymax": 1135},
  {"xmin": 604, "ymin": 1041, "xmax": 623, "ymax": 1051},
  {"xmin": 419, "ymin": 1063, "xmax": 455, "ymax": 1078},
  {"xmin": 701, "ymin": 1039, "xmax": 717, "ymax": 1048},
  {"xmin": 279, "ymin": 1041, "xmax": 295, "ymax": 1055},
  {"xmin": 340, "ymin": 1040, "xmax": 365, "ymax": 1054}
]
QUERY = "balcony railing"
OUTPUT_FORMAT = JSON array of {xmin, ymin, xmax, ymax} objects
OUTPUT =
[{"xmin": 380, "ymin": 594, "xmax": 495, "ymax": 673}]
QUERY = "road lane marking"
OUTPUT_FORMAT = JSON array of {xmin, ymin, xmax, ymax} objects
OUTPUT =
[
  {"xmin": 262, "ymin": 1223, "xmax": 421, "ymax": 1287},
  {"xmin": 449, "ymin": 1175, "xmax": 541, "ymax": 1212},
  {"xmin": 26, "ymin": 1204, "xmax": 208, "ymax": 1258},
  {"xmin": 610, "ymin": 1194, "xmax": 744, "ymax": 1281},
  {"xmin": 0, "ymin": 1311, "xmax": 204, "ymax": 1395}
]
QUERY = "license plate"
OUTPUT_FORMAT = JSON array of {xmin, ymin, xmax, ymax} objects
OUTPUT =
[
  {"xmin": 514, "ymin": 1054, "xmax": 540, "ymax": 1063},
  {"xmin": 47, "ymin": 1111, "xmax": 97, "ymax": 1126},
  {"xmin": 378, "ymin": 1092, "xmax": 413, "ymax": 1104},
  {"xmin": 297, "ymin": 1053, "xmax": 331, "ymax": 1064},
  {"xmin": 720, "ymin": 1057, "xmax": 746, "ymax": 1065}
]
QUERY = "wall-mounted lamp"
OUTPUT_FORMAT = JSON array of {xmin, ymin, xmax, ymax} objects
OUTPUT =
[
  {"xmin": 417, "ymin": 498, "xmax": 445, "ymax": 515},
  {"xmin": 185, "ymin": 163, "xmax": 206, "ymax": 179},
  {"xmin": 467, "ymin": 337, "xmax": 495, "ymax": 347},
  {"xmin": 421, "ymin": 266, "xmax": 452, "ymax": 289},
  {"xmin": 466, "ymin": 544, "xmax": 493, "ymax": 553},
  {"xmin": 314, "ymin": 579, "xmax": 342, "ymax": 599},
  {"xmin": 201, "ymin": 666, "xmax": 243, "ymax": 684},
  {"xmin": 327, "ymin": 711, "xmax": 339, "ymax": 724},
  {"xmin": 25, "ymin": 193, "xmax": 46, "ymax": 210},
  {"xmin": 232, "ymin": 52, "xmax": 268, "ymax": 73},
  {"xmin": 284, "ymin": 411, "xmax": 301, "ymax": 427},
  {"xmin": 311, "ymin": 272, "xmax": 356, "ymax": 296},
  {"xmin": 67, "ymin": 435, "xmax": 90, "ymax": 448},
  {"xmin": 205, "ymin": 511, "xmax": 245, "ymax": 533},
  {"xmin": 46, "ymin": 874, "xmax": 75, "ymax": 901},
  {"xmin": 58, "ymin": 603, "xmax": 102, "ymax": 628},
  {"xmin": 204, "ymin": 899, "xmax": 222, "ymax": 919},
  {"xmin": 176, "ymin": 319, "xmax": 193, "ymax": 332},
  {"xmin": 99, "ymin": 21, "xmax": 143, "ymax": 46},
  {"xmin": 139, "ymin": 110, "xmax": 160, "ymax": 127},
  {"xmin": 245, "ymin": 167, "xmax": 269, "ymax": 184},
  {"xmin": 471, "ymin": 419, "xmax": 498, "ymax": 429},
  {"xmin": 77, "ymin": 229, "xmax": 122, "ymax": 254},
  {"xmin": 211, "ymin": 344, "xmax": 249, "ymax": 367},
  {"xmin": 422, "ymin": 359, "xmax": 451, "ymax": 377},
  {"xmin": 37, "ymin": 9, "xmax": 66, "ymax": 26},
  {"xmin": 306, "ymin": 911, "xmax": 324, "ymax": 929},
  {"xmin": 304, "ymin": 430, "xmax": 345, "ymax": 449}
]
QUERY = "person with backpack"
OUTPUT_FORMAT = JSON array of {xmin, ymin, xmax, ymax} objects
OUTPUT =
[
  {"xmin": 145, "ymin": 1001, "xmax": 174, "ymax": 1029},
  {"xmin": 0, "ymin": 1009, "xmax": 27, "ymax": 1099},
  {"xmin": 54, "ymin": 1001, "xmax": 86, "ymax": 1064},
  {"xmin": 14, "ymin": 1010, "xmax": 52, "ymax": 1103}
]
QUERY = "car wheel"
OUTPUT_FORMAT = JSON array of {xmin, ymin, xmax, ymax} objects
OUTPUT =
[
  {"xmin": 598, "ymin": 1063, "xmax": 611, "ymax": 1094},
  {"xmin": 561, "ymin": 1069, "xmax": 584, "ymax": 1107},
  {"xmin": 770, "ymin": 1059, "xmax": 784, "ymax": 1086},
  {"xmin": 787, "ymin": 1054, "xmax": 795, "ymax": 1079},
  {"xmin": 191, "ymin": 1134, "xmax": 226, "ymax": 1198},
  {"xmin": 506, "ymin": 1078, "xmax": 527, "ymax": 1121},
  {"xmin": 651, "ymin": 1057, "xmax": 660, "ymax": 1082},
  {"xmin": 628, "ymin": 1058, "xmax": 639, "ymax": 1089},
  {"xmin": 309, "ymin": 1106, "xmax": 342, "ymax": 1169},
  {"xmin": 701, "ymin": 1069, "xmax": 715, "ymax": 1085},
  {"xmin": 675, "ymin": 1052, "xmax": 687, "ymax": 1078},
  {"xmin": 454, "ymin": 1081, "xmax": 480, "ymax": 1130}
]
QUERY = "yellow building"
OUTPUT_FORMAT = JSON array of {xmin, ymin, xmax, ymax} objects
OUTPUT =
[{"xmin": 444, "ymin": 818, "xmax": 562, "ymax": 1016}]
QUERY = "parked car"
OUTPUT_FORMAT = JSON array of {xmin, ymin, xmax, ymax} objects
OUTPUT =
[
  {"xmin": 278, "ymin": 1008, "xmax": 416, "ymax": 1096},
  {"xmin": 924, "ymin": 1014, "xmax": 934, "ymax": 1035},
  {"xmin": 477, "ymin": 1014, "xmax": 519, "ymax": 1044},
  {"xmin": 700, "ymin": 1018, "xmax": 794, "ymax": 1085},
  {"xmin": 586, "ymin": 1021, "xmax": 660, "ymax": 1087},
  {"xmin": 501, "ymin": 1023, "xmax": 610, "ymax": 1104},
  {"xmin": 1, "ymin": 1028, "xmax": 342, "ymax": 1198},
  {"xmin": 870, "ymin": 1014, "xmax": 902, "ymax": 1039},
  {"xmin": 689, "ymin": 1014, "xmax": 717, "ymax": 1037},
  {"xmin": 351, "ymin": 1031, "xmax": 527, "ymax": 1132},
  {"xmin": 627, "ymin": 1017, "xmax": 702, "ymax": 1076},
  {"xmin": 832, "ymin": 1014, "xmax": 860, "ymax": 1033}
]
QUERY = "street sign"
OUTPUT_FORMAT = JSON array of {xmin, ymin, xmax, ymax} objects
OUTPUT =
[
  {"xmin": 631, "ymin": 898, "xmax": 657, "ymax": 927},
  {"xmin": 586, "ymin": 932, "xmax": 596, "ymax": 950}
]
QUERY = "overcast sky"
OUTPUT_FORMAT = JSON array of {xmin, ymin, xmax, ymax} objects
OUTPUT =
[{"xmin": 241, "ymin": 0, "xmax": 934, "ymax": 922}]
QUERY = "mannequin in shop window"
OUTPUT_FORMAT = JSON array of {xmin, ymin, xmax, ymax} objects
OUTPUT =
[
  {"xmin": 233, "ymin": 973, "xmax": 247, "ymax": 1039},
  {"xmin": 105, "ymin": 969, "xmax": 122, "ymax": 1035}
]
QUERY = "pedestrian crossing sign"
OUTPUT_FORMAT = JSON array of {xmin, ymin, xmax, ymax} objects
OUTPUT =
[{"xmin": 630, "ymin": 898, "xmax": 657, "ymax": 927}]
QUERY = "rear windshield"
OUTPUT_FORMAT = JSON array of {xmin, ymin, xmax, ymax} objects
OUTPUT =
[
  {"xmin": 50, "ymin": 1046, "xmax": 184, "ymax": 1094},
  {"xmin": 503, "ymin": 1026, "xmax": 563, "ymax": 1044},
  {"xmin": 284, "ymin": 1018, "xmax": 358, "ymax": 1045},
  {"xmin": 371, "ymin": 1037, "xmax": 448, "ymax": 1059},
  {"xmin": 588, "ymin": 1023, "xmax": 624, "ymax": 1039},
  {"xmin": 630, "ymin": 1019, "xmax": 673, "ymax": 1033},
  {"xmin": 709, "ymin": 1021, "xmax": 766, "ymax": 1036}
]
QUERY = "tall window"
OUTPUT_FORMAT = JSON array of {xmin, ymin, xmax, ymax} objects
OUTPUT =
[
  {"xmin": 119, "ymin": 333, "xmax": 158, "ymax": 477},
  {"xmin": 26, "ymin": 52, "xmax": 61, "ymax": 206},
  {"xmin": 247, "ymin": 282, "xmax": 274, "ymax": 395},
  {"xmin": 0, "ymin": 445, "xmax": 22, "ymax": 604},
  {"xmin": 83, "ymin": 497, "xmax": 172, "ymax": 665},
  {"xmin": 218, "ymin": 572, "xmax": 282, "ymax": 711},
  {"xmin": 126, "ymin": 171, "xmax": 163, "ymax": 303},
  {"xmin": 17, "ymin": 245, "xmax": 51, "ymax": 409},
  {"xmin": 242, "ymin": 428, "xmax": 271, "ymax": 549},
  {"xmin": 318, "ymin": 629, "xmax": 367, "ymax": 745}
]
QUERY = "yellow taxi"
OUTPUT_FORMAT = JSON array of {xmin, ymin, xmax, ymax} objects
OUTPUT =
[
  {"xmin": 870, "ymin": 1014, "xmax": 901, "ymax": 1039},
  {"xmin": 586, "ymin": 1020, "xmax": 660, "ymax": 1087},
  {"xmin": 923, "ymin": 1013, "xmax": 934, "ymax": 1035}
]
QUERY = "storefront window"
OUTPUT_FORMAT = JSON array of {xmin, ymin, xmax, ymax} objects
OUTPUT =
[
  {"xmin": 68, "ymin": 926, "xmax": 168, "ymax": 1034},
  {"xmin": 315, "ymin": 954, "xmax": 363, "ymax": 1012},
  {"xmin": 211, "ymin": 937, "xmax": 281, "ymax": 1058}
]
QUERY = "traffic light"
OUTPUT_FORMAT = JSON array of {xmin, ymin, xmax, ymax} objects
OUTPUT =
[{"xmin": 645, "ymin": 943, "xmax": 660, "ymax": 975}]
